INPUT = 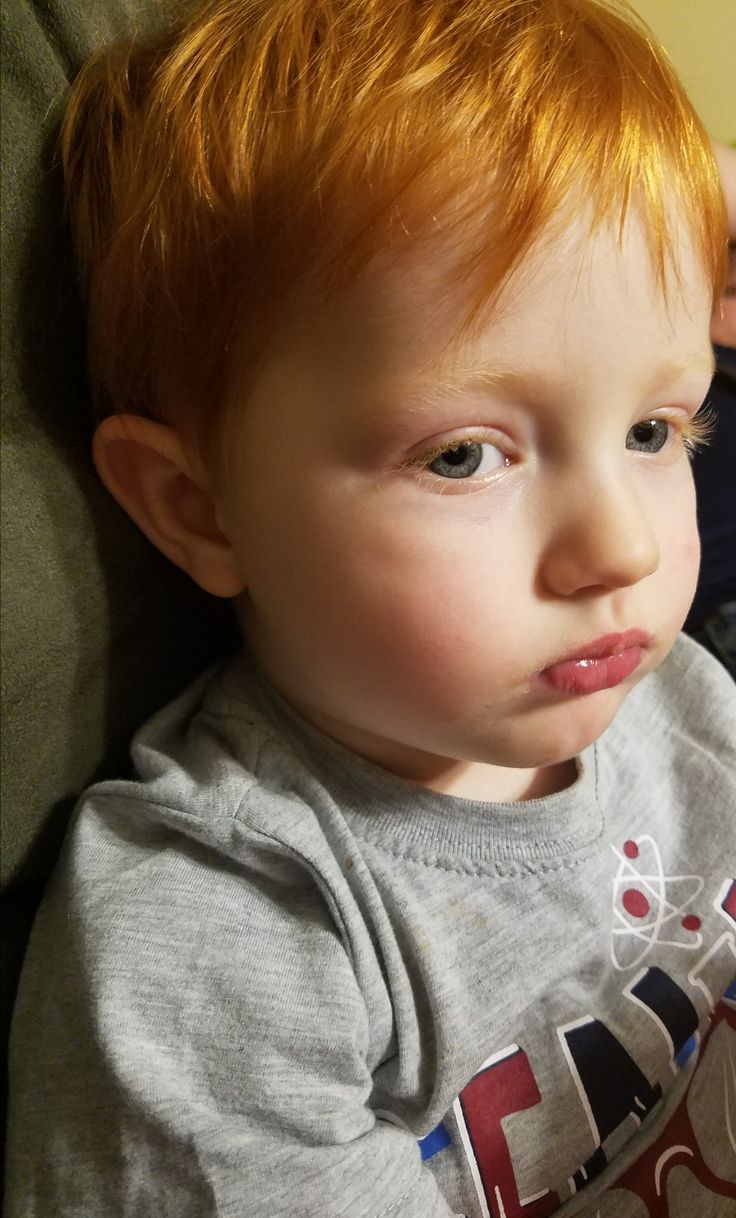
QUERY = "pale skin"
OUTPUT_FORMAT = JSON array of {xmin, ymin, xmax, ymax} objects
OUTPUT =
[{"xmin": 94, "ymin": 201, "xmax": 715, "ymax": 804}]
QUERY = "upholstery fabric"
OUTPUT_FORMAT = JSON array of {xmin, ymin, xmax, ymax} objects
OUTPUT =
[{"xmin": 0, "ymin": 0, "xmax": 237, "ymax": 1115}]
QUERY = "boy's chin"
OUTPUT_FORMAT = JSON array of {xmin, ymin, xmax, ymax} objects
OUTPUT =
[{"xmin": 481, "ymin": 678, "xmax": 642, "ymax": 771}]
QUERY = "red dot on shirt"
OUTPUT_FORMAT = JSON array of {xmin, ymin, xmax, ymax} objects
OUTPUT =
[
  {"xmin": 623, "ymin": 840, "xmax": 639, "ymax": 859},
  {"xmin": 681, "ymin": 914, "xmax": 701, "ymax": 931},
  {"xmin": 622, "ymin": 888, "xmax": 650, "ymax": 918}
]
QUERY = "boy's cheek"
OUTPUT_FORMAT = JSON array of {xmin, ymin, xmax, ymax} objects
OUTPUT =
[
  {"xmin": 651, "ymin": 471, "xmax": 699, "ymax": 571},
  {"xmin": 658, "ymin": 514, "xmax": 700, "ymax": 628},
  {"xmin": 682, "ymin": 530, "xmax": 701, "ymax": 570},
  {"xmin": 674, "ymin": 507, "xmax": 701, "ymax": 573}
]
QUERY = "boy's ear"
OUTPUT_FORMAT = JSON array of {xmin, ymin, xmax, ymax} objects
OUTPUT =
[{"xmin": 92, "ymin": 414, "xmax": 246, "ymax": 598}]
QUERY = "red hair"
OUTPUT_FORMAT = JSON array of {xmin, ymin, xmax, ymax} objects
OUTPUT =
[{"xmin": 60, "ymin": 0, "xmax": 728, "ymax": 461}]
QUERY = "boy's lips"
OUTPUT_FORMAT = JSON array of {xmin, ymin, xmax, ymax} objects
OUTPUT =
[{"xmin": 537, "ymin": 630, "xmax": 654, "ymax": 696}]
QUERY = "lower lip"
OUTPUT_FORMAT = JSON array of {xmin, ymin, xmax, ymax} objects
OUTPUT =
[{"xmin": 539, "ymin": 645, "xmax": 645, "ymax": 695}]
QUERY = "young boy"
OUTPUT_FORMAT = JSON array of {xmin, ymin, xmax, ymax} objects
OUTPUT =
[{"xmin": 6, "ymin": 0, "xmax": 736, "ymax": 1215}]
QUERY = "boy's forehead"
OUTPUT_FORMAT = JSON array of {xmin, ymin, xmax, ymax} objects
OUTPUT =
[
  {"xmin": 220, "ymin": 202, "xmax": 713, "ymax": 479},
  {"xmin": 277, "ymin": 204, "xmax": 710, "ymax": 388},
  {"xmin": 278, "ymin": 209, "xmax": 572, "ymax": 366}
]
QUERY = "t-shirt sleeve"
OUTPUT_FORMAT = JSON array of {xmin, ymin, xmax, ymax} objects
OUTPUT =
[{"xmin": 6, "ymin": 795, "xmax": 460, "ymax": 1218}]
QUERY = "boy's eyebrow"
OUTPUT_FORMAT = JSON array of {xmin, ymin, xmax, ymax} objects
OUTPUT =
[
  {"xmin": 398, "ymin": 350, "xmax": 717, "ymax": 404},
  {"xmin": 396, "ymin": 363, "xmax": 533, "ymax": 404},
  {"xmin": 655, "ymin": 351, "xmax": 717, "ymax": 384}
]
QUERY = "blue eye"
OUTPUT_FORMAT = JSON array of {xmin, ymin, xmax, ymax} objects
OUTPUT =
[
  {"xmin": 626, "ymin": 420, "xmax": 670, "ymax": 453},
  {"xmin": 427, "ymin": 441, "xmax": 505, "ymax": 479}
]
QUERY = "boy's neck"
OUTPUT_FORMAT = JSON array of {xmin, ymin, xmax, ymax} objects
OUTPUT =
[
  {"xmin": 245, "ymin": 644, "xmax": 579, "ymax": 804},
  {"xmin": 279, "ymin": 689, "xmax": 579, "ymax": 803},
  {"xmin": 416, "ymin": 757, "xmax": 579, "ymax": 803}
]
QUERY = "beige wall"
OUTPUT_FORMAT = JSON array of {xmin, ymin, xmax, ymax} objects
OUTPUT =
[{"xmin": 627, "ymin": 0, "xmax": 735, "ymax": 143}]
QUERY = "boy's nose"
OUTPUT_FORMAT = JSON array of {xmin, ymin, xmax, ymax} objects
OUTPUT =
[{"xmin": 539, "ymin": 473, "xmax": 660, "ymax": 598}]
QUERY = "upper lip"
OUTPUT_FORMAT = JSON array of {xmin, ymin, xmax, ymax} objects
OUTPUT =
[{"xmin": 546, "ymin": 630, "xmax": 654, "ymax": 667}]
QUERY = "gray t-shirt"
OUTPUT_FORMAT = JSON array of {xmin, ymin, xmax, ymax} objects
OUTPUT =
[{"xmin": 6, "ymin": 632, "xmax": 736, "ymax": 1217}]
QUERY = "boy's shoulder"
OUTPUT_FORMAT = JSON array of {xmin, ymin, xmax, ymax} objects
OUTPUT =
[
  {"xmin": 617, "ymin": 631, "xmax": 735, "ymax": 745},
  {"xmin": 51, "ymin": 652, "xmax": 358, "ymax": 979},
  {"xmin": 64, "ymin": 649, "xmax": 344, "ymax": 883},
  {"xmin": 596, "ymin": 631, "xmax": 736, "ymax": 811},
  {"xmin": 659, "ymin": 627, "xmax": 734, "ymax": 696}
]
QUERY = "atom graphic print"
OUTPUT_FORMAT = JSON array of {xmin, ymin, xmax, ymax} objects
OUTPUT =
[{"xmin": 610, "ymin": 835, "xmax": 705, "ymax": 971}]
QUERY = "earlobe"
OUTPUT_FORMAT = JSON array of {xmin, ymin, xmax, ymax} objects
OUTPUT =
[{"xmin": 92, "ymin": 414, "xmax": 247, "ymax": 598}]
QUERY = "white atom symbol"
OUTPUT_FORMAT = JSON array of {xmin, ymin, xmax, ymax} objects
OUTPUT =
[{"xmin": 610, "ymin": 834, "xmax": 704, "ymax": 971}]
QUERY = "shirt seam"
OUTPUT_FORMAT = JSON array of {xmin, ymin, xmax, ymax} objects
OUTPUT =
[{"xmin": 349, "ymin": 836, "xmax": 599, "ymax": 879}]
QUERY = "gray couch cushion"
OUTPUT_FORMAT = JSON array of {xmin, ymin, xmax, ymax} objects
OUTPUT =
[{"xmin": 1, "ymin": 0, "xmax": 236, "ymax": 999}]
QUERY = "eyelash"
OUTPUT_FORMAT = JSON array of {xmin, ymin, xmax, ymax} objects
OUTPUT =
[
  {"xmin": 402, "ymin": 404, "xmax": 716, "ymax": 478},
  {"xmin": 402, "ymin": 430, "xmax": 505, "ymax": 472},
  {"xmin": 679, "ymin": 403, "xmax": 716, "ymax": 456}
]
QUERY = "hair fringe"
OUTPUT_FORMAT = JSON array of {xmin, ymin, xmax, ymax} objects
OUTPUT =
[{"xmin": 60, "ymin": 0, "xmax": 728, "ymax": 461}]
